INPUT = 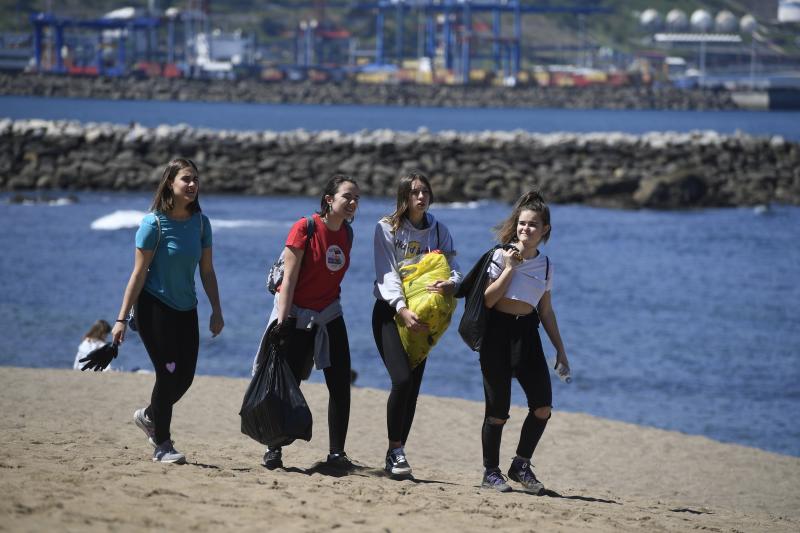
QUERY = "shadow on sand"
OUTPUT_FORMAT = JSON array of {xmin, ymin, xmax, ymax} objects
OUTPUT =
[{"xmin": 270, "ymin": 461, "xmax": 457, "ymax": 485}]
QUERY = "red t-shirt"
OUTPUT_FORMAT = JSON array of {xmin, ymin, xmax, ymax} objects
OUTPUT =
[{"xmin": 278, "ymin": 213, "xmax": 351, "ymax": 311}]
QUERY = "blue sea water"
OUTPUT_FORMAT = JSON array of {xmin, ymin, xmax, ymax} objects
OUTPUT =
[
  {"xmin": 0, "ymin": 193, "xmax": 798, "ymax": 456},
  {"xmin": 1, "ymin": 95, "xmax": 800, "ymax": 139},
  {"xmin": 0, "ymin": 96, "xmax": 798, "ymax": 456}
]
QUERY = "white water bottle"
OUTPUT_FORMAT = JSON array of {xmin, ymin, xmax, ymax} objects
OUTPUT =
[{"xmin": 549, "ymin": 357, "xmax": 572, "ymax": 384}]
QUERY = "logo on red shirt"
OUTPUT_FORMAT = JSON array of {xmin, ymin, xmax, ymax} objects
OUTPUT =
[{"xmin": 326, "ymin": 245, "xmax": 345, "ymax": 271}]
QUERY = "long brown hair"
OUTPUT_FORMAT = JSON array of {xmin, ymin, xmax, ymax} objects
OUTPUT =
[
  {"xmin": 150, "ymin": 158, "xmax": 202, "ymax": 214},
  {"xmin": 84, "ymin": 319, "xmax": 111, "ymax": 341},
  {"xmin": 494, "ymin": 191, "xmax": 551, "ymax": 245},
  {"xmin": 383, "ymin": 170, "xmax": 435, "ymax": 233}
]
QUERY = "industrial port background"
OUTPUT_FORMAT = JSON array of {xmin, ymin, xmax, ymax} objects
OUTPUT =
[{"xmin": 1, "ymin": 0, "xmax": 798, "ymax": 82}]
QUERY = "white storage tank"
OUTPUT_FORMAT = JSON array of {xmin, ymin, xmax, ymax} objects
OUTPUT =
[
  {"xmin": 740, "ymin": 14, "xmax": 758, "ymax": 34},
  {"xmin": 640, "ymin": 9, "xmax": 663, "ymax": 31},
  {"xmin": 666, "ymin": 9, "xmax": 689, "ymax": 31},
  {"xmin": 715, "ymin": 10, "xmax": 737, "ymax": 33},
  {"xmin": 691, "ymin": 9, "xmax": 713, "ymax": 32}
]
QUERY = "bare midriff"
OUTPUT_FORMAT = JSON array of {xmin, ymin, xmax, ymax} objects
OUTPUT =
[{"xmin": 493, "ymin": 297, "xmax": 535, "ymax": 316}]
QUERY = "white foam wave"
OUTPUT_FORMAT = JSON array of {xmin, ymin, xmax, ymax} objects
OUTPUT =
[
  {"xmin": 91, "ymin": 211, "xmax": 291, "ymax": 231},
  {"xmin": 435, "ymin": 200, "xmax": 484, "ymax": 210},
  {"xmin": 90, "ymin": 210, "xmax": 147, "ymax": 230},
  {"xmin": 212, "ymin": 219, "xmax": 291, "ymax": 229},
  {"xmin": 48, "ymin": 197, "xmax": 76, "ymax": 206}
]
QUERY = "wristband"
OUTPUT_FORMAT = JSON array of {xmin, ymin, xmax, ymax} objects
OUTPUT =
[{"xmin": 115, "ymin": 319, "xmax": 127, "ymax": 323}]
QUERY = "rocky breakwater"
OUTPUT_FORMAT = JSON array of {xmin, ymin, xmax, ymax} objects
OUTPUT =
[
  {"xmin": 0, "ymin": 73, "xmax": 738, "ymax": 111},
  {"xmin": 1, "ymin": 118, "xmax": 797, "ymax": 209}
]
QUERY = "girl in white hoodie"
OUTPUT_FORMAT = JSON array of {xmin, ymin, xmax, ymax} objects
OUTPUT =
[{"xmin": 372, "ymin": 170, "xmax": 462, "ymax": 477}]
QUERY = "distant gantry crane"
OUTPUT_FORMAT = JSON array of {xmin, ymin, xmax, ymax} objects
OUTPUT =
[
  {"xmin": 354, "ymin": 1, "xmax": 611, "ymax": 83},
  {"xmin": 28, "ymin": 0, "xmax": 612, "ymax": 84},
  {"xmin": 30, "ymin": 11, "xmax": 161, "ymax": 76}
]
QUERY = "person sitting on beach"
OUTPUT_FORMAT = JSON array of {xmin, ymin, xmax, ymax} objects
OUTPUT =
[
  {"xmin": 479, "ymin": 191, "xmax": 570, "ymax": 494},
  {"xmin": 372, "ymin": 170, "xmax": 462, "ymax": 477},
  {"xmin": 110, "ymin": 158, "xmax": 224, "ymax": 464},
  {"xmin": 259, "ymin": 175, "xmax": 360, "ymax": 471},
  {"xmin": 73, "ymin": 319, "xmax": 112, "ymax": 371}
]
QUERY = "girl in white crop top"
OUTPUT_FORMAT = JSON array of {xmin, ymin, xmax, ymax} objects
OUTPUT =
[
  {"xmin": 477, "ymin": 191, "xmax": 571, "ymax": 495},
  {"xmin": 486, "ymin": 247, "xmax": 551, "ymax": 308}
]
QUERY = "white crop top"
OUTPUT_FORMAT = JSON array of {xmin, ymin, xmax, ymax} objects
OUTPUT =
[{"xmin": 487, "ymin": 248, "xmax": 553, "ymax": 307}]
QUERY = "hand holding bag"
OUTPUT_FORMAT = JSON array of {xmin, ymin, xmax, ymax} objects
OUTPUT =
[{"xmin": 240, "ymin": 321, "xmax": 313, "ymax": 448}]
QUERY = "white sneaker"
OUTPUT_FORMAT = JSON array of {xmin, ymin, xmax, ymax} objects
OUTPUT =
[
  {"xmin": 152, "ymin": 441, "xmax": 186, "ymax": 464},
  {"xmin": 133, "ymin": 408, "xmax": 155, "ymax": 440}
]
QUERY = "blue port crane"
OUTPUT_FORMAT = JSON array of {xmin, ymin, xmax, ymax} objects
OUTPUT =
[
  {"xmin": 353, "ymin": 1, "xmax": 611, "ymax": 83},
  {"xmin": 30, "ymin": 12, "xmax": 161, "ymax": 76}
]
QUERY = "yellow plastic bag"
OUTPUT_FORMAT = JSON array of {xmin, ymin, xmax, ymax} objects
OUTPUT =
[{"xmin": 395, "ymin": 251, "xmax": 456, "ymax": 369}]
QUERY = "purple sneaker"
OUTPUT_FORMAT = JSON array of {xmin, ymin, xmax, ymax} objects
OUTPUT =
[
  {"xmin": 481, "ymin": 468, "xmax": 512, "ymax": 493},
  {"xmin": 507, "ymin": 458, "xmax": 545, "ymax": 494}
]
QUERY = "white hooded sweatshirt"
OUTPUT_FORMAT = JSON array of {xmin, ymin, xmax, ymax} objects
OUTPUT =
[{"xmin": 373, "ymin": 212, "xmax": 462, "ymax": 312}]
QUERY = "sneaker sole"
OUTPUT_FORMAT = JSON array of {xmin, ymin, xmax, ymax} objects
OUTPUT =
[
  {"xmin": 481, "ymin": 481, "xmax": 512, "ymax": 493},
  {"xmin": 153, "ymin": 456, "xmax": 186, "ymax": 465},
  {"xmin": 263, "ymin": 460, "xmax": 283, "ymax": 470},
  {"xmin": 508, "ymin": 473, "xmax": 544, "ymax": 495},
  {"xmin": 518, "ymin": 484, "xmax": 544, "ymax": 495},
  {"xmin": 386, "ymin": 465, "xmax": 412, "ymax": 476}
]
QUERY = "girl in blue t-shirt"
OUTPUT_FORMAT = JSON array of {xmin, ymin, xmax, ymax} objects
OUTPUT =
[{"xmin": 111, "ymin": 158, "xmax": 225, "ymax": 464}]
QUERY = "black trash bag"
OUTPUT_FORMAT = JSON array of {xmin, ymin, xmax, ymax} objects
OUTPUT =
[
  {"xmin": 79, "ymin": 342, "xmax": 118, "ymax": 372},
  {"xmin": 456, "ymin": 245, "xmax": 504, "ymax": 352},
  {"xmin": 239, "ymin": 330, "xmax": 312, "ymax": 448}
]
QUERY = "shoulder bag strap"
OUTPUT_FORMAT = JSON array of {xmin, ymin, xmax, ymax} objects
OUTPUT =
[{"xmin": 154, "ymin": 213, "xmax": 161, "ymax": 257}]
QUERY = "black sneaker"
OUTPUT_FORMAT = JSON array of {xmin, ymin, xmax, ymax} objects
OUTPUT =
[
  {"xmin": 481, "ymin": 468, "xmax": 512, "ymax": 492},
  {"xmin": 326, "ymin": 452, "xmax": 355, "ymax": 471},
  {"xmin": 384, "ymin": 447, "xmax": 412, "ymax": 476},
  {"xmin": 507, "ymin": 457, "xmax": 544, "ymax": 494},
  {"xmin": 262, "ymin": 447, "xmax": 283, "ymax": 470}
]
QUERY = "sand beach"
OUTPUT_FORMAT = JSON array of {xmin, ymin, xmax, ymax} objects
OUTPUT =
[{"xmin": 1, "ymin": 366, "xmax": 797, "ymax": 532}]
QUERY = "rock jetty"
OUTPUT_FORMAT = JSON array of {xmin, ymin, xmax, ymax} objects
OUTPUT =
[
  {"xmin": 1, "ymin": 119, "xmax": 797, "ymax": 209},
  {"xmin": 0, "ymin": 73, "xmax": 739, "ymax": 111}
]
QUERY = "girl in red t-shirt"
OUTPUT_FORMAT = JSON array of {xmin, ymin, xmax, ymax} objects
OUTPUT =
[{"xmin": 262, "ymin": 174, "xmax": 360, "ymax": 471}]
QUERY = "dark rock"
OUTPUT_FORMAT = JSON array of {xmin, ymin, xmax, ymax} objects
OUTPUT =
[{"xmin": 633, "ymin": 170, "xmax": 709, "ymax": 208}]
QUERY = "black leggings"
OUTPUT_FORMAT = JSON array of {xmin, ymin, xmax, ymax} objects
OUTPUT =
[
  {"xmin": 136, "ymin": 290, "xmax": 199, "ymax": 445},
  {"xmin": 479, "ymin": 308, "xmax": 552, "ymax": 469},
  {"xmin": 282, "ymin": 315, "xmax": 351, "ymax": 454},
  {"xmin": 372, "ymin": 299, "xmax": 427, "ymax": 446}
]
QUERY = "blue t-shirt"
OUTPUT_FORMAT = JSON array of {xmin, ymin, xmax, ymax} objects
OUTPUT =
[{"xmin": 135, "ymin": 211, "xmax": 212, "ymax": 311}]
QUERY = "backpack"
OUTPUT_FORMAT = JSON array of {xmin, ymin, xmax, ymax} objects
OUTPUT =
[
  {"xmin": 455, "ymin": 245, "xmax": 502, "ymax": 352},
  {"xmin": 266, "ymin": 215, "xmax": 353, "ymax": 295}
]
